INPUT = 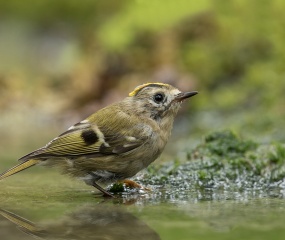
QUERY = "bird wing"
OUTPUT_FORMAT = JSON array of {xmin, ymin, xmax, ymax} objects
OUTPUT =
[{"xmin": 19, "ymin": 109, "xmax": 148, "ymax": 161}]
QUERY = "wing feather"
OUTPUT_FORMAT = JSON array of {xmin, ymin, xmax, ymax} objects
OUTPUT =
[{"xmin": 19, "ymin": 106, "xmax": 149, "ymax": 161}]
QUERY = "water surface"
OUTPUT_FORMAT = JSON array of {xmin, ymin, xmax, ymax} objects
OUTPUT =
[{"xmin": 1, "ymin": 188, "xmax": 285, "ymax": 240}]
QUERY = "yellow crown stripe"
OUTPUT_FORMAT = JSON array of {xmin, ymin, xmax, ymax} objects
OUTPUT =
[{"xmin": 129, "ymin": 83, "xmax": 170, "ymax": 97}]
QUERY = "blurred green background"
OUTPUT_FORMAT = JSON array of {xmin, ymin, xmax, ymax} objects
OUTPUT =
[{"xmin": 0, "ymin": 0, "xmax": 284, "ymax": 156}]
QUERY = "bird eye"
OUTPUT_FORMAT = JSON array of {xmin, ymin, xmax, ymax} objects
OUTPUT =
[{"xmin": 153, "ymin": 93, "xmax": 164, "ymax": 103}]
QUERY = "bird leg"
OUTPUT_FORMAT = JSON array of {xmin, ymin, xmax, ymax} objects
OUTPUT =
[{"xmin": 92, "ymin": 181, "xmax": 115, "ymax": 198}]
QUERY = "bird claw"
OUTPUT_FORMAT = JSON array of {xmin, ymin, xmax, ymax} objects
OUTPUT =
[{"xmin": 122, "ymin": 179, "xmax": 151, "ymax": 191}]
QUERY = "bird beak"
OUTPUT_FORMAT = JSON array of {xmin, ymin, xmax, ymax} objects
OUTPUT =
[{"xmin": 175, "ymin": 91, "xmax": 198, "ymax": 102}]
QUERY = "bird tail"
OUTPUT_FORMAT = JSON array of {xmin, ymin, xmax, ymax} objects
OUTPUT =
[{"xmin": 0, "ymin": 159, "xmax": 40, "ymax": 180}]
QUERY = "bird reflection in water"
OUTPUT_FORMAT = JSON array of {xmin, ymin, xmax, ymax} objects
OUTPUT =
[{"xmin": 0, "ymin": 202, "xmax": 160, "ymax": 240}]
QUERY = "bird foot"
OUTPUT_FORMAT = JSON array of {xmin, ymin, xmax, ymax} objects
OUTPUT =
[
  {"xmin": 92, "ymin": 181, "xmax": 116, "ymax": 198},
  {"xmin": 122, "ymin": 179, "xmax": 151, "ymax": 191}
]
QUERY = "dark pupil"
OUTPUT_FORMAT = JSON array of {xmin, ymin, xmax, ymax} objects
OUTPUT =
[{"xmin": 154, "ymin": 93, "xmax": 164, "ymax": 103}]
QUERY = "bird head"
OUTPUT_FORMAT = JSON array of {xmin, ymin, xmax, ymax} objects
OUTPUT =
[{"xmin": 126, "ymin": 83, "xmax": 198, "ymax": 121}]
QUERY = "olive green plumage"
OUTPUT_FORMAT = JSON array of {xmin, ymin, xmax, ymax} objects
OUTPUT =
[{"xmin": 0, "ymin": 83, "xmax": 198, "ymax": 197}]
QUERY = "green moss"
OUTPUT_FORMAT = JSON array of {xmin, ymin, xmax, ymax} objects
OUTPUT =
[
  {"xmin": 143, "ymin": 130, "xmax": 285, "ymax": 192},
  {"xmin": 203, "ymin": 130, "xmax": 257, "ymax": 158},
  {"xmin": 109, "ymin": 182, "xmax": 125, "ymax": 193},
  {"xmin": 268, "ymin": 144, "xmax": 285, "ymax": 165}
]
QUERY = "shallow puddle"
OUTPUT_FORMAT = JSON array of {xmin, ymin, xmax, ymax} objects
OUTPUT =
[{"xmin": 1, "ymin": 188, "xmax": 285, "ymax": 240}]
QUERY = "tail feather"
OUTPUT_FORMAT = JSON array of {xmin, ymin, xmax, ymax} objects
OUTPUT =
[{"xmin": 0, "ymin": 159, "xmax": 40, "ymax": 180}]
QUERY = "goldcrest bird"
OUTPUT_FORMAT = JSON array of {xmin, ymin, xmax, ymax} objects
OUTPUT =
[{"xmin": 0, "ymin": 83, "xmax": 198, "ymax": 197}]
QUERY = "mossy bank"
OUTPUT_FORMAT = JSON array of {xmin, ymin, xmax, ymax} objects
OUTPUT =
[{"xmin": 111, "ymin": 130, "xmax": 285, "ymax": 200}]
